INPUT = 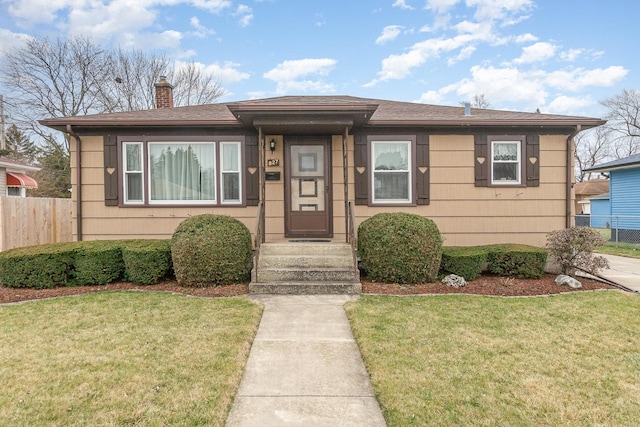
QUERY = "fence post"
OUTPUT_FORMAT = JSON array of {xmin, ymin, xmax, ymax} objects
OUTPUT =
[{"xmin": 615, "ymin": 216, "xmax": 619, "ymax": 247}]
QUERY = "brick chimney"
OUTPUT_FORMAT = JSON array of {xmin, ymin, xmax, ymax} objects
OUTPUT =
[{"xmin": 154, "ymin": 76, "xmax": 174, "ymax": 109}]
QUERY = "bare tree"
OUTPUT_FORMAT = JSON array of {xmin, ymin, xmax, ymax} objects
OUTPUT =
[
  {"xmin": 574, "ymin": 126, "xmax": 612, "ymax": 182},
  {"xmin": 1, "ymin": 36, "xmax": 109, "ymax": 152},
  {"xmin": 171, "ymin": 62, "xmax": 225, "ymax": 106},
  {"xmin": 601, "ymin": 89, "xmax": 640, "ymax": 158},
  {"xmin": 0, "ymin": 35, "xmax": 225, "ymax": 197},
  {"xmin": 460, "ymin": 94, "xmax": 491, "ymax": 109}
]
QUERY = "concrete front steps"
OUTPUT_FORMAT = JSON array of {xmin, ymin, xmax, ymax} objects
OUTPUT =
[{"xmin": 250, "ymin": 242, "xmax": 361, "ymax": 295}]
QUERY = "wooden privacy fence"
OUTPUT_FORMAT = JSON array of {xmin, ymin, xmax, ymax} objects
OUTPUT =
[{"xmin": 0, "ymin": 196, "xmax": 73, "ymax": 251}]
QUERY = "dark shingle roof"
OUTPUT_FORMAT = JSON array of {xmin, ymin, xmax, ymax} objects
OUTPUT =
[
  {"xmin": 584, "ymin": 153, "xmax": 640, "ymax": 173},
  {"xmin": 39, "ymin": 95, "xmax": 605, "ymax": 131}
]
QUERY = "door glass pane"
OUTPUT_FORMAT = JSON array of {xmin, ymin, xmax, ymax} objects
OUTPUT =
[{"xmin": 290, "ymin": 145, "xmax": 324, "ymax": 212}]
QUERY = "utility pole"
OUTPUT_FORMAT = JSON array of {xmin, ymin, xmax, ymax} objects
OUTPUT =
[{"xmin": 0, "ymin": 95, "xmax": 5, "ymax": 150}]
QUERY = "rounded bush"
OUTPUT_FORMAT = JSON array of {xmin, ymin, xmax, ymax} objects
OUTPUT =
[
  {"xmin": 358, "ymin": 212, "xmax": 442, "ymax": 284},
  {"xmin": 171, "ymin": 214, "xmax": 252, "ymax": 287}
]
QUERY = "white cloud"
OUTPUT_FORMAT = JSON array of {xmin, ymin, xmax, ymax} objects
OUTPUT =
[
  {"xmin": 392, "ymin": 0, "xmax": 414, "ymax": 10},
  {"xmin": 447, "ymin": 45, "xmax": 476, "ymax": 65},
  {"xmin": 203, "ymin": 61, "xmax": 250, "ymax": 83},
  {"xmin": 264, "ymin": 58, "xmax": 337, "ymax": 94},
  {"xmin": 513, "ymin": 33, "xmax": 537, "ymax": 43},
  {"xmin": 376, "ymin": 25, "xmax": 404, "ymax": 45},
  {"xmin": 425, "ymin": 0, "xmax": 460, "ymax": 14},
  {"xmin": 416, "ymin": 63, "xmax": 629, "ymax": 113},
  {"xmin": 546, "ymin": 66, "xmax": 628, "ymax": 91},
  {"xmin": 513, "ymin": 42, "xmax": 557, "ymax": 64},
  {"xmin": 366, "ymin": 32, "xmax": 488, "ymax": 85},
  {"xmin": 546, "ymin": 95, "xmax": 594, "ymax": 114},
  {"xmin": 467, "ymin": 0, "xmax": 534, "ymax": 23},
  {"xmin": 560, "ymin": 48, "xmax": 584, "ymax": 62},
  {"xmin": 190, "ymin": 16, "xmax": 216, "ymax": 37},
  {"xmin": 234, "ymin": 4, "xmax": 253, "ymax": 27},
  {"xmin": 0, "ymin": 28, "xmax": 33, "ymax": 55},
  {"xmin": 415, "ymin": 89, "xmax": 445, "ymax": 104}
]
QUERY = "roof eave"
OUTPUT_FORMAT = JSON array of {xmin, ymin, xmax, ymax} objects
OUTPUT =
[
  {"xmin": 368, "ymin": 119, "xmax": 606, "ymax": 128},
  {"xmin": 39, "ymin": 119, "xmax": 243, "ymax": 132}
]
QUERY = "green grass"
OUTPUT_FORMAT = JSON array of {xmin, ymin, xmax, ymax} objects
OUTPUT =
[
  {"xmin": 346, "ymin": 292, "xmax": 640, "ymax": 426},
  {"xmin": 591, "ymin": 227, "xmax": 640, "ymax": 258},
  {"xmin": 0, "ymin": 292, "xmax": 262, "ymax": 426}
]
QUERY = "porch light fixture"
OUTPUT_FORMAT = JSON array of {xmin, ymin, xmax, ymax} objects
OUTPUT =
[{"xmin": 269, "ymin": 138, "xmax": 276, "ymax": 153}]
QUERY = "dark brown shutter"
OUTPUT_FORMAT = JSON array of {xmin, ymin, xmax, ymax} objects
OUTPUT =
[
  {"xmin": 526, "ymin": 134, "xmax": 540, "ymax": 187},
  {"xmin": 354, "ymin": 133, "xmax": 368, "ymax": 205},
  {"xmin": 104, "ymin": 135, "xmax": 118, "ymax": 206},
  {"xmin": 474, "ymin": 133, "xmax": 488, "ymax": 187},
  {"xmin": 416, "ymin": 133, "xmax": 430, "ymax": 205},
  {"xmin": 245, "ymin": 135, "xmax": 259, "ymax": 206}
]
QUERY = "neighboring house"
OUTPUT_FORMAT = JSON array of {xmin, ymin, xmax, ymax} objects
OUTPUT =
[
  {"xmin": 574, "ymin": 179, "xmax": 609, "ymax": 215},
  {"xmin": 585, "ymin": 153, "xmax": 640, "ymax": 242},
  {"xmin": 589, "ymin": 192, "xmax": 611, "ymax": 228},
  {"xmin": 0, "ymin": 157, "xmax": 39, "ymax": 197},
  {"xmin": 39, "ymin": 80, "xmax": 604, "ymax": 247}
]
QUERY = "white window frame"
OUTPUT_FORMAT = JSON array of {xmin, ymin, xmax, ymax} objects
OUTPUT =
[
  {"xmin": 491, "ymin": 140, "xmax": 522, "ymax": 185},
  {"xmin": 123, "ymin": 142, "xmax": 144, "ymax": 204},
  {"xmin": 121, "ymin": 138, "xmax": 244, "ymax": 206},
  {"xmin": 371, "ymin": 140, "xmax": 412, "ymax": 204},
  {"xmin": 220, "ymin": 141, "xmax": 243, "ymax": 205},
  {"xmin": 147, "ymin": 141, "xmax": 217, "ymax": 205}
]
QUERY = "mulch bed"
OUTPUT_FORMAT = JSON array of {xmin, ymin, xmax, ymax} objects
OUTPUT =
[{"xmin": 0, "ymin": 274, "xmax": 619, "ymax": 305}]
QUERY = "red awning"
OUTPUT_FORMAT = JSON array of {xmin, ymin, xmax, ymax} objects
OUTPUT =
[{"xmin": 6, "ymin": 172, "xmax": 38, "ymax": 189}]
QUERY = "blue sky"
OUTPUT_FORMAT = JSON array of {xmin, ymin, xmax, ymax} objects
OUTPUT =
[{"xmin": 0, "ymin": 0, "xmax": 637, "ymax": 118}]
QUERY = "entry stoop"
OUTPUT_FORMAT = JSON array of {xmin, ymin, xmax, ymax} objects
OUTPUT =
[{"xmin": 250, "ymin": 242, "xmax": 361, "ymax": 295}]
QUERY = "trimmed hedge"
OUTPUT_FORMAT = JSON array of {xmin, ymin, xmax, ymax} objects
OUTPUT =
[
  {"xmin": 0, "ymin": 239, "xmax": 174, "ymax": 289},
  {"xmin": 171, "ymin": 214, "xmax": 252, "ymax": 287},
  {"xmin": 73, "ymin": 240, "xmax": 125, "ymax": 286},
  {"xmin": 358, "ymin": 213, "xmax": 442, "ymax": 284},
  {"xmin": 0, "ymin": 242, "xmax": 78, "ymax": 289},
  {"xmin": 439, "ymin": 244, "xmax": 548, "ymax": 280},
  {"xmin": 440, "ymin": 246, "xmax": 487, "ymax": 281},
  {"xmin": 483, "ymin": 244, "xmax": 548, "ymax": 279},
  {"xmin": 122, "ymin": 240, "xmax": 172, "ymax": 285}
]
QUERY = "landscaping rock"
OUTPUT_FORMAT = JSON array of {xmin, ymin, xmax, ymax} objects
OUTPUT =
[
  {"xmin": 442, "ymin": 274, "xmax": 467, "ymax": 288},
  {"xmin": 555, "ymin": 274, "xmax": 582, "ymax": 289}
]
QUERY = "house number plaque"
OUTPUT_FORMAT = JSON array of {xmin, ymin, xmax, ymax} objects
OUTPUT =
[{"xmin": 267, "ymin": 159, "xmax": 280, "ymax": 167}]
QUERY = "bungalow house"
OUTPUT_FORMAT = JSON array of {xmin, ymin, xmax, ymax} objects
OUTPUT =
[
  {"xmin": 39, "ymin": 81, "xmax": 605, "ymax": 250},
  {"xmin": 574, "ymin": 178, "xmax": 609, "ymax": 215},
  {"xmin": 0, "ymin": 157, "xmax": 39, "ymax": 197},
  {"xmin": 585, "ymin": 153, "xmax": 640, "ymax": 243}
]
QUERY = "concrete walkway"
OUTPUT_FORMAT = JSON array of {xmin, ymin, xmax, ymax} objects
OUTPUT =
[
  {"xmin": 226, "ymin": 295, "xmax": 386, "ymax": 427},
  {"xmin": 596, "ymin": 254, "xmax": 640, "ymax": 293}
]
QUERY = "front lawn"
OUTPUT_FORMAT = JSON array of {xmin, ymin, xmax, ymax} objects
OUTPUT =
[
  {"xmin": 0, "ymin": 292, "xmax": 262, "ymax": 426},
  {"xmin": 346, "ymin": 292, "xmax": 640, "ymax": 426}
]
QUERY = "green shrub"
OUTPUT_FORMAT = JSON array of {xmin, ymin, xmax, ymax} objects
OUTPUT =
[
  {"xmin": 0, "ymin": 242, "xmax": 78, "ymax": 288},
  {"xmin": 72, "ymin": 240, "xmax": 125, "ymax": 286},
  {"xmin": 171, "ymin": 214, "xmax": 252, "ymax": 287},
  {"xmin": 483, "ymin": 244, "xmax": 547, "ymax": 279},
  {"xmin": 358, "ymin": 212, "xmax": 442, "ymax": 284},
  {"xmin": 122, "ymin": 239, "xmax": 173, "ymax": 285},
  {"xmin": 440, "ymin": 246, "xmax": 487, "ymax": 281}
]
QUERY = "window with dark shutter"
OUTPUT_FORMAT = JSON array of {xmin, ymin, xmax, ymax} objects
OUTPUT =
[
  {"xmin": 353, "ymin": 132, "xmax": 429, "ymax": 206},
  {"xmin": 474, "ymin": 133, "xmax": 540, "ymax": 187},
  {"xmin": 245, "ymin": 134, "xmax": 259, "ymax": 206}
]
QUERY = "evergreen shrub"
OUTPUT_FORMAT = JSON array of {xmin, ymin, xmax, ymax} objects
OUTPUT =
[
  {"xmin": 122, "ymin": 239, "xmax": 173, "ymax": 285},
  {"xmin": 171, "ymin": 214, "xmax": 252, "ymax": 287},
  {"xmin": 358, "ymin": 212, "xmax": 442, "ymax": 284},
  {"xmin": 440, "ymin": 246, "xmax": 487, "ymax": 281}
]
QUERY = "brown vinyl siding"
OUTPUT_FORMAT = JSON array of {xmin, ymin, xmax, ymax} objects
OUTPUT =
[
  {"xmin": 71, "ymin": 132, "xmax": 569, "ymax": 247},
  {"xmin": 71, "ymin": 135, "xmax": 258, "ymax": 241}
]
